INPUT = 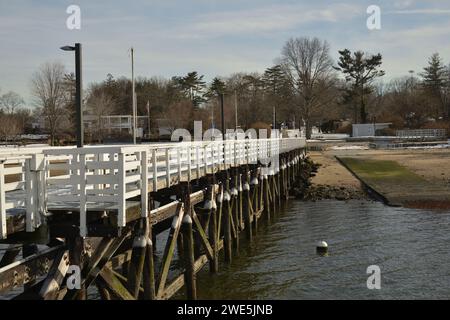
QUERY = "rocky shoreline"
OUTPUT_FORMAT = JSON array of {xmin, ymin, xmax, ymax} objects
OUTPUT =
[{"xmin": 290, "ymin": 157, "xmax": 368, "ymax": 201}]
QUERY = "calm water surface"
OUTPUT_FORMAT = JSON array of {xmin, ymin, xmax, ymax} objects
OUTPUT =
[
  {"xmin": 192, "ymin": 200, "xmax": 450, "ymax": 299},
  {"xmin": 2, "ymin": 200, "xmax": 450, "ymax": 299}
]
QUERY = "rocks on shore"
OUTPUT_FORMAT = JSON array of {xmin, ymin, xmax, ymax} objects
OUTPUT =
[{"xmin": 290, "ymin": 157, "xmax": 367, "ymax": 201}]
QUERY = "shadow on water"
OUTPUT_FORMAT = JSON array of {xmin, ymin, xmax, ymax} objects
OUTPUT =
[{"xmin": 177, "ymin": 199, "xmax": 450, "ymax": 300}]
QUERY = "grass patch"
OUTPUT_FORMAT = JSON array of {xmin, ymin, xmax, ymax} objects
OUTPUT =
[{"xmin": 339, "ymin": 158, "xmax": 426, "ymax": 184}]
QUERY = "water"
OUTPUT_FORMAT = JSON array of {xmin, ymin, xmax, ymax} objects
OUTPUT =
[
  {"xmin": 2, "ymin": 200, "xmax": 450, "ymax": 300},
  {"xmin": 192, "ymin": 200, "xmax": 450, "ymax": 300}
]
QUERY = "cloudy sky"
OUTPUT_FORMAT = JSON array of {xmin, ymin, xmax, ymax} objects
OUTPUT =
[{"xmin": 1, "ymin": 0, "xmax": 450, "ymax": 104}]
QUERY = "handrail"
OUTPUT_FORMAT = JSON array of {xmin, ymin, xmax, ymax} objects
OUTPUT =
[{"xmin": 0, "ymin": 137, "xmax": 306, "ymax": 238}]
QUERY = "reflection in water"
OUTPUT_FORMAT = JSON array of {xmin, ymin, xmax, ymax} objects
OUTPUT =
[
  {"xmin": 191, "ymin": 200, "xmax": 450, "ymax": 300},
  {"xmin": 2, "ymin": 200, "xmax": 449, "ymax": 300}
]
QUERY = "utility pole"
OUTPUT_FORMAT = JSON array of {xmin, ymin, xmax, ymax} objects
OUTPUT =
[
  {"xmin": 131, "ymin": 47, "xmax": 137, "ymax": 144},
  {"xmin": 234, "ymin": 90, "xmax": 238, "ymax": 129}
]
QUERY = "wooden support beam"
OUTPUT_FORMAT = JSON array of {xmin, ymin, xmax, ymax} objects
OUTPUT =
[
  {"xmin": 22, "ymin": 244, "xmax": 38, "ymax": 291},
  {"xmin": 38, "ymin": 250, "xmax": 70, "ymax": 300},
  {"xmin": 0, "ymin": 245, "xmax": 21, "ymax": 267},
  {"xmin": 156, "ymin": 202, "xmax": 183, "ymax": 298},
  {"xmin": 192, "ymin": 210, "xmax": 213, "ymax": 261},
  {"xmin": 0, "ymin": 245, "xmax": 64, "ymax": 295},
  {"xmin": 98, "ymin": 267, "xmax": 135, "ymax": 300},
  {"xmin": 206, "ymin": 182, "xmax": 219, "ymax": 273}
]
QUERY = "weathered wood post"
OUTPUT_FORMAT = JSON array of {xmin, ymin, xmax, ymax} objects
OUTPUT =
[
  {"xmin": 67, "ymin": 236, "xmax": 87, "ymax": 300},
  {"xmin": 276, "ymin": 164, "xmax": 282, "ymax": 207},
  {"xmin": 127, "ymin": 220, "xmax": 147, "ymax": 299},
  {"xmin": 271, "ymin": 171, "xmax": 277, "ymax": 215},
  {"xmin": 231, "ymin": 168, "xmax": 240, "ymax": 253},
  {"xmin": 205, "ymin": 175, "xmax": 219, "ymax": 273},
  {"xmin": 241, "ymin": 167, "xmax": 252, "ymax": 241},
  {"xmin": 180, "ymin": 182, "xmax": 196, "ymax": 299},
  {"xmin": 250, "ymin": 167, "xmax": 259, "ymax": 232},
  {"xmin": 263, "ymin": 170, "xmax": 271, "ymax": 223},
  {"xmin": 143, "ymin": 210, "xmax": 156, "ymax": 300},
  {"xmin": 223, "ymin": 172, "xmax": 232, "ymax": 264}
]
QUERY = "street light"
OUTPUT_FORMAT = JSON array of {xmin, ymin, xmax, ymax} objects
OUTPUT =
[{"xmin": 61, "ymin": 43, "xmax": 83, "ymax": 147}]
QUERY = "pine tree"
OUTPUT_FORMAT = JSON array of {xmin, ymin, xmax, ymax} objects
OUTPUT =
[
  {"xmin": 421, "ymin": 53, "xmax": 446, "ymax": 119},
  {"xmin": 335, "ymin": 49, "xmax": 385, "ymax": 123}
]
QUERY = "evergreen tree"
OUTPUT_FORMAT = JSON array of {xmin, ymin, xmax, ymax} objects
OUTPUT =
[
  {"xmin": 335, "ymin": 49, "xmax": 385, "ymax": 123},
  {"xmin": 421, "ymin": 53, "xmax": 447, "ymax": 119}
]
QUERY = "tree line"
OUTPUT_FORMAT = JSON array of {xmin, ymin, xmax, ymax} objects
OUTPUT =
[{"xmin": 2, "ymin": 37, "xmax": 450, "ymax": 144}]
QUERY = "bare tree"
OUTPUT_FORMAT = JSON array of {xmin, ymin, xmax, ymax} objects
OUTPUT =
[
  {"xmin": 31, "ymin": 62, "xmax": 67, "ymax": 145},
  {"xmin": 280, "ymin": 37, "xmax": 335, "ymax": 138},
  {"xmin": 0, "ymin": 114, "xmax": 22, "ymax": 143},
  {"xmin": 0, "ymin": 91, "xmax": 24, "ymax": 114},
  {"xmin": 86, "ymin": 84, "xmax": 116, "ymax": 142}
]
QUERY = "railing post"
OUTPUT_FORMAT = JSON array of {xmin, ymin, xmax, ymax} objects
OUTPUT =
[
  {"xmin": 0, "ymin": 162, "xmax": 6, "ymax": 239},
  {"xmin": 140, "ymin": 150, "xmax": 148, "ymax": 218},
  {"xmin": 165, "ymin": 148, "xmax": 170, "ymax": 188},
  {"xmin": 187, "ymin": 146, "xmax": 192, "ymax": 182},
  {"xmin": 152, "ymin": 149, "xmax": 158, "ymax": 192},
  {"xmin": 118, "ymin": 152, "xmax": 126, "ymax": 229},
  {"xmin": 177, "ymin": 148, "xmax": 182, "ymax": 183},
  {"xmin": 79, "ymin": 153, "xmax": 88, "ymax": 237}
]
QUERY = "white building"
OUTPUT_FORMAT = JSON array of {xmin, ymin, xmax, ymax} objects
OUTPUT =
[{"xmin": 352, "ymin": 123, "xmax": 391, "ymax": 137}]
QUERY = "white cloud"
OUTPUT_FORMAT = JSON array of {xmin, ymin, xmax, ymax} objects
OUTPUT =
[
  {"xmin": 174, "ymin": 3, "xmax": 362, "ymax": 39},
  {"xmin": 388, "ymin": 9, "xmax": 450, "ymax": 15}
]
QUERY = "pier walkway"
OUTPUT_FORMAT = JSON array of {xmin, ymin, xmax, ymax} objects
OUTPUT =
[{"xmin": 0, "ymin": 137, "xmax": 306, "ymax": 300}]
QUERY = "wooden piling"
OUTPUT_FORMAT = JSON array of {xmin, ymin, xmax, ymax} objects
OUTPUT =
[
  {"xmin": 232, "ymin": 169, "xmax": 240, "ymax": 253},
  {"xmin": 181, "ymin": 182, "xmax": 197, "ymax": 300},
  {"xmin": 223, "ymin": 173, "xmax": 232, "ymax": 264},
  {"xmin": 67, "ymin": 236, "xmax": 86, "ymax": 300},
  {"xmin": 143, "ymin": 215, "xmax": 156, "ymax": 300},
  {"xmin": 242, "ymin": 168, "xmax": 252, "ymax": 241},
  {"xmin": 263, "ymin": 172, "xmax": 271, "ymax": 223},
  {"xmin": 127, "ymin": 221, "xmax": 147, "ymax": 299},
  {"xmin": 206, "ymin": 176, "xmax": 219, "ymax": 273}
]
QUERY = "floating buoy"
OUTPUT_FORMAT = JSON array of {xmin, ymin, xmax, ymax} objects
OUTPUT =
[{"xmin": 316, "ymin": 241, "xmax": 328, "ymax": 255}]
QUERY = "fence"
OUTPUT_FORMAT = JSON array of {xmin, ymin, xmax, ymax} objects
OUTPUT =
[
  {"xmin": 0, "ymin": 138, "xmax": 305, "ymax": 238},
  {"xmin": 396, "ymin": 129, "xmax": 447, "ymax": 139}
]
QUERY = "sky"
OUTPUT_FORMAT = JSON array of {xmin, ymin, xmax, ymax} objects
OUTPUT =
[{"xmin": 1, "ymin": 0, "xmax": 450, "ymax": 105}]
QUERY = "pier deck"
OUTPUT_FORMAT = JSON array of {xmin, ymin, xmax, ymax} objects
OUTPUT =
[{"xmin": 0, "ymin": 137, "xmax": 306, "ymax": 300}]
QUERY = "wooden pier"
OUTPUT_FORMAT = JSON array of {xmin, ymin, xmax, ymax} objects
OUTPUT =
[{"xmin": 0, "ymin": 138, "xmax": 305, "ymax": 300}]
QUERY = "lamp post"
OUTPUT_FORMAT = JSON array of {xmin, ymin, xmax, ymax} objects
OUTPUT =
[{"xmin": 61, "ymin": 43, "xmax": 83, "ymax": 147}]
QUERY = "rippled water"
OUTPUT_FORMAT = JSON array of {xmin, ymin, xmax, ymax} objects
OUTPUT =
[
  {"xmin": 192, "ymin": 200, "xmax": 450, "ymax": 300},
  {"xmin": 3, "ymin": 200, "xmax": 450, "ymax": 300}
]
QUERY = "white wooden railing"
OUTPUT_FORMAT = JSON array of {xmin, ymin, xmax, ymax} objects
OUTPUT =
[
  {"xmin": 396, "ymin": 129, "xmax": 447, "ymax": 139},
  {"xmin": 0, "ymin": 138, "xmax": 305, "ymax": 238}
]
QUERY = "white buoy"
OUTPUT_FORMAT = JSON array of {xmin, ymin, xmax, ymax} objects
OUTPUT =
[{"xmin": 316, "ymin": 241, "xmax": 328, "ymax": 254}]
